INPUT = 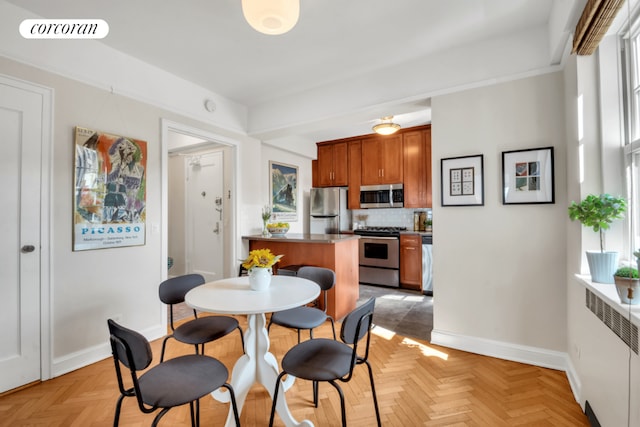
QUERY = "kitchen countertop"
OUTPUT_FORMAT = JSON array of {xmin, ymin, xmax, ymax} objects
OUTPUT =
[
  {"xmin": 401, "ymin": 230, "xmax": 433, "ymax": 236},
  {"xmin": 242, "ymin": 233, "xmax": 360, "ymax": 243}
]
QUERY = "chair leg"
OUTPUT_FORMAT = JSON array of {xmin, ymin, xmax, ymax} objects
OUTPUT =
[
  {"xmin": 269, "ymin": 371, "xmax": 287, "ymax": 427},
  {"xmin": 328, "ymin": 380, "xmax": 347, "ymax": 426},
  {"xmin": 297, "ymin": 329, "xmax": 301, "ymax": 343},
  {"xmin": 364, "ymin": 360, "xmax": 382, "ymax": 427},
  {"xmin": 223, "ymin": 383, "xmax": 241, "ymax": 427},
  {"xmin": 313, "ymin": 380, "xmax": 319, "ymax": 407},
  {"xmin": 236, "ymin": 326, "xmax": 245, "ymax": 352},
  {"xmin": 189, "ymin": 400, "xmax": 197, "ymax": 427},
  {"xmin": 151, "ymin": 407, "xmax": 171, "ymax": 427},
  {"xmin": 328, "ymin": 317, "xmax": 336, "ymax": 340},
  {"xmin": 159, "ymin": 335, "xmax": 174, "ymax": 362},
  {"xmin": 113, "ymin": 393, "xmax": 126, "ymax": 427}
]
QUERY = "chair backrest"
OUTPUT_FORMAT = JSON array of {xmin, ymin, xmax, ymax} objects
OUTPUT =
[
  {"xmin": 297, "ymin": 266, "xmax": 336, "ymax": 292},
  {"xmin": 108, "ymin": 318, "xmax": 153, "ymax": 372},
  {"xmin": 238, "ymin": 264, "xmax": 249, "ymax": 276},
  {"xmin": 158, "ymin": 273, "xmax": 205, "ymax": 305},
  {"xmin": 340, "ymin": 297, "xmax": 375, "ymax": 345}
]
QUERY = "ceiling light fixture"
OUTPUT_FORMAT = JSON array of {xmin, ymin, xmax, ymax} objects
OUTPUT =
[
  {"xmin": 372, "ymin": 116, "xmax": 401, "ymax": 135},
  {"xmin": 241, "ymin": 0, "xmax": 300, "ymax": 35}
]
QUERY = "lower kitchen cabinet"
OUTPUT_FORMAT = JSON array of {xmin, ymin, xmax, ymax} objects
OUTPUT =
[{"xmin": 400, "ymin": 234, "xmax": 422, "ymax": 290}]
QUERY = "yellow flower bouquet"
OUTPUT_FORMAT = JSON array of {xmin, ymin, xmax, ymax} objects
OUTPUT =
[{"xmin": 242, "ymin": 248, "xmax": 283, "ymax": 271}]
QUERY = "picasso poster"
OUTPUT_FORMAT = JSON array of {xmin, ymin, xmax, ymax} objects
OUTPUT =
[{"xmin": 73, "ymin": 126, "xmax": 147, "ymax": 250}]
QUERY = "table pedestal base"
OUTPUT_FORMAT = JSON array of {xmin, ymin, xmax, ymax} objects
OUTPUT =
[{"xmin": 212, "ymin": 313, "xmax": 313, "ymax": 427}]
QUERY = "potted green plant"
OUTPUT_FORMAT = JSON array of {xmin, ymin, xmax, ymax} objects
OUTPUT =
[
  {"xmin": 613, "ymin": 267, "xmax": 640, "ymax": 304},
  {"xmin": 568, "ymin": 193, "xmax": 626, "ymax": 283}
]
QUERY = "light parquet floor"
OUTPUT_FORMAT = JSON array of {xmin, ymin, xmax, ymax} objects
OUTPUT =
[{"xmin": 0, "ymin": 314, "xmax": 588, "ymax": 426}]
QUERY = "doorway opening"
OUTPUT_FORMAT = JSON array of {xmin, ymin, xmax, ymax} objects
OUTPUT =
[{"xmin": 161, "ymin": 120, "xmax": 239, "ymax": 322}]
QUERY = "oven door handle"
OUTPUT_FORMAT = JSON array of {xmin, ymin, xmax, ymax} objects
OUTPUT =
[{"xmin": 360, "ymin": 236, "xmax": 399, "ymax": 240}]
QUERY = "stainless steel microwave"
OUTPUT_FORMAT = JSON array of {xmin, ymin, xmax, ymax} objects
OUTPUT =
[{"xmin": 359, "ymin": 184, "xmax": 403, "ymax": 208}]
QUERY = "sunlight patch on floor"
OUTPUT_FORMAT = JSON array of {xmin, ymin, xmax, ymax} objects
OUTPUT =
[
  {"xmin": 401, "ymin": 337, "xmax": 449, "ymax": 360},
  {"xmin": 378, "ymin": 293, "xmax": 426, "ymax": 303},
  {"xmin": 372, "ymin": 325, "xmax": 396, "ymax": 340}
]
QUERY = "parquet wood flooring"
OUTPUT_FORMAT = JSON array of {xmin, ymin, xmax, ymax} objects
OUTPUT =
[{"xmin": 0, "ymin": 314, "xmax": 588, "ymax": 426}]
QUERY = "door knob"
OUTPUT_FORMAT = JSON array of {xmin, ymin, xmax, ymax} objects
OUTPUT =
[{"xmin": 21, "ymin": 245, "xmax": 35, "ymax": 253}]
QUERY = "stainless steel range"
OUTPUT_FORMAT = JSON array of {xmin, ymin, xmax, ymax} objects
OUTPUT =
[{"xmin": 354, "ymin": 226, "xmax": 406, "ymax": 287}]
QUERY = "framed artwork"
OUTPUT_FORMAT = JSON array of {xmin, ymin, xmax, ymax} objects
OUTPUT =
[
  {"xmin": 502, "ymin": 146, "xmax": 554, "ymax": 204},
  {"xmin": 441, "ymin": 154, "xmax": 484, "ymax": 206},
  {"xmin": 73, "ymin": 126, "xmax": 147, "ymax": 251},
  {"xmin": 269, "ymin": 160, "xmax": 298, "ymax": 222}
]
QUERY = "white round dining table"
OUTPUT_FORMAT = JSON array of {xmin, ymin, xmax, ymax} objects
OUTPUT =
[{"xmin": 185, "ymin": 275, "xmax": 320, "ymax": 427}]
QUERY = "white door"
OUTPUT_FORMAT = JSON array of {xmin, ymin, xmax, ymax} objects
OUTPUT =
[
  {"xmin": 186, "ymin": 152, "xmax": 224, "ymax": 282},
  {"xmin": 0, "ymin": 79, "xmax": 43, "ymax": 392}
]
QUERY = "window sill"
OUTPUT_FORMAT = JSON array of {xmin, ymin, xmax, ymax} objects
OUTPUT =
[{"xmin": 575, "ymin": 274, "xmax": 640, "ymax": 327}]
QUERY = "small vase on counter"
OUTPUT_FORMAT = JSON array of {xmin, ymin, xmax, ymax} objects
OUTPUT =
[{"xmin": 261, "ymin": 205, "xmax": 272, "ymax": 237}]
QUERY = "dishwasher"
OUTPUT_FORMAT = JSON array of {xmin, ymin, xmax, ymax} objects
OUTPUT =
[{"xmin": 422, "ymin": 234, "xmax": 433, "ymax": 296}]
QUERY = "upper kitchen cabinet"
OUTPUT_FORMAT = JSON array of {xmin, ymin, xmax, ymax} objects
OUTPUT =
[
  {"xmin": 361, "ymin": 135, "xmax": 403, "ymax": 185},
  {"xmin": 403, "ymin": 126, "xmax": 432, "ymax": 208},
  {"xmin": 347, "ymin": 140, "xmax": 362, "ymax": 209},
  {"xmin": 316, "ymin": 141, "xmax": 348, "ymax": 187}
]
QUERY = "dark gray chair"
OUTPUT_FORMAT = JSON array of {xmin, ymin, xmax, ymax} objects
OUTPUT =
[
  {"xmin": 267, "ymin": 266, "xmax": 337, "ymax": 342},
  {"xmin": 108, "ymin": 319, "xmax": 240, "ymax": 427},
  {"xmin": 159, "ymin": 273, "xmax": 244, "ymax": 362},
  {"xmin": 268, "ymin": 297, "xmax": 381, "ymax": 427}
]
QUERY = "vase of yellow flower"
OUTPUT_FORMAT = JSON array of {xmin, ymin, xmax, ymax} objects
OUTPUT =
[
  {"xmin": 242, "ymin": 248, "xmax": 283, "ymax": 291},
  {"xmin": 261, "ymin": 205, "xmax": 272, "ymax": 237}
]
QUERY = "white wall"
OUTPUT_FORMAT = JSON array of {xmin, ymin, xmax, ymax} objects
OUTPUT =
[
  {"xmin": 0, "ymin": 56, "xmax": 262, "ymax": 376},
  {"xmin": 430, "ymin": 72, "xmax": 569, "ymax": 364}
]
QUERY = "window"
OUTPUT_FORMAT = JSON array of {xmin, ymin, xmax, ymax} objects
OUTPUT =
[{"xmin": 623, "ymin": 15, "xmax": 640, "ymax": 259}]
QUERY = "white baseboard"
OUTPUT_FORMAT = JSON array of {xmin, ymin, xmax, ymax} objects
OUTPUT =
[
  {"xmin": 564, "ymin": 356, "xmax": 583, "ymax": 408},
  {"xmin": 52, "ymin": 325, "xmax": 165, "ymax": 378},
  {"xmin": 430, "ymin": 329, "xmax": 570, "ymax": 372}
]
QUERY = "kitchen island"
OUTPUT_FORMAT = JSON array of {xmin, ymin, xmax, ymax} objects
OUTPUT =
[{"xmin": 242, "ymin": 233, "xmax": 359, "ymax": 320}]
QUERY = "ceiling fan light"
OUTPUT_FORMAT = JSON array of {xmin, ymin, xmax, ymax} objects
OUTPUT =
[
  {"xmin": 241, "ymin": 0, "xmax": 300, "ymax": 35},
  {"xmin": 372, "ymin": 117, "xmax": 401, "ymax": 135}
]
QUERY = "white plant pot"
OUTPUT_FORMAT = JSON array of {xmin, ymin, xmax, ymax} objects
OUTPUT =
[
  {"xmin": 614, "ymin": 277, "xmax": 640, "ymax": 304},
  {"xmin": 249, "ymin": 267, "xmax": 272, "ymax": 291},
  {"xmin": 586, "ymin": 251, "xmax": 618, "ymax": 284}
]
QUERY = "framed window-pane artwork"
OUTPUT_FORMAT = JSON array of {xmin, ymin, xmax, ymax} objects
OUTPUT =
[
  {"xmin": 440, "ymin": 154, "xmax": 484, "ymax": 206},
  {"xmin": 270, "ymin": 161, "xmax": 298, "ymax": 221},
  {"xmin": 502, "ymin": 146, "xmax": 554, "ymax": 205}
]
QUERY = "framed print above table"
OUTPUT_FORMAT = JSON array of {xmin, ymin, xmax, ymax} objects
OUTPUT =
[
  {"xmin": 502, "ymin": 146, "xmax": 554, "ymax": 205},
  {"xmin": 441, "ymin": 154, "xmax": 484, "ymax": 206}
]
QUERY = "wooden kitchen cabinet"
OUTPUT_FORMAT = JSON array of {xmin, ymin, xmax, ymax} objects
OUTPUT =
[
  {"xmin": 316, "ymin": 141, "xmax": 348, "ymax": 187},
  {"xmin": 361, "ymin": 135, "xmax": 403, "ymax": 185},
  {"xmin": 403, "ymin": 126, "xmax": 432, "ymax": 208},
  {"xmin": 347, "ymin": 140, "xmax": 362, "ymax": 209},
  {"xmin": 400, "ymin": 234, "xmax": 422, "ymax": 290}
]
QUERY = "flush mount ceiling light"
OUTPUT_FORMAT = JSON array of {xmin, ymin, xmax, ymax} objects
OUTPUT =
[
  {"xmin": 241, "ymin": 0, "xmax": 300, "ymax": 35},
  {"xmin": 372, "ymin": 116, "xmax": 401, "ymax": 135}
]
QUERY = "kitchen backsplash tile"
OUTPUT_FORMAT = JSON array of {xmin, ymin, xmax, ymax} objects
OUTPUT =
[{"xmin": 352, "ymin": 208, "xmax": 431, "ymax": 230}]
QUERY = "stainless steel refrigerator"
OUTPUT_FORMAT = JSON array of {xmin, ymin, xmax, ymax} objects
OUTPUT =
[{"xmin": 309, "ymin": 187, "xmax": 351, "ymax": 234}]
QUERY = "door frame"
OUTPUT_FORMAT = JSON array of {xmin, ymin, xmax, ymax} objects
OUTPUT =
[
  {"xmin": 1, "ymin": 73, "xmax": 53, "ymax": 382},
  {"xmin": 160, "ymin": 119, "xmax": 239, "ymax": 325}
]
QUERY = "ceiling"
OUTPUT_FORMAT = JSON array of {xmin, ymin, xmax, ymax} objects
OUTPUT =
[{"xmin": 6, "ymin": 0, "xmax": 584, "ymax": 146}]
